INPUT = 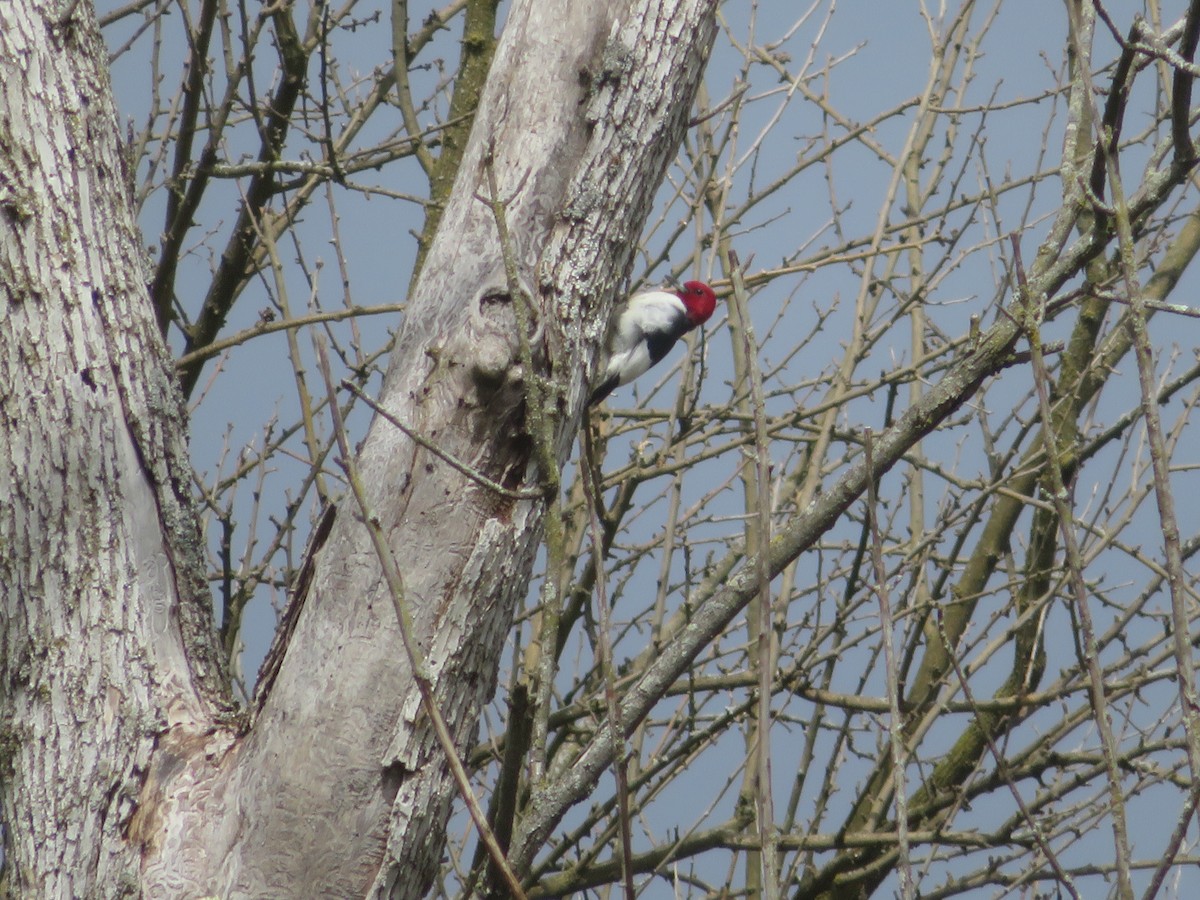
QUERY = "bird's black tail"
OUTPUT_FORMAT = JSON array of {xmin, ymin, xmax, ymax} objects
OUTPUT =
[{"xmin": 587, "ymin": 374, "xmax": 620, "ymax": 407}]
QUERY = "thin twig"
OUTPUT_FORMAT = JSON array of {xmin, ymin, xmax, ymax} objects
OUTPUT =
[
  {"xmin": 581, "ymin": 421, "xmax": 636, "ymax": 900},
  {"xmin": 1090, "ymin": 289, "xmax": 1200, "ymax": 318},
  {"xmin": 863, "ymin": 428, "xmax": 912, "ymax": 898},
  {"xmin": 729, "ymin": 251, "xmax": 779, "ymax": 899},
  {"xmin": 174, "ymin": 304, "xmax": 406, "ymax": 369},
  {"xmin": 255, "ymin": 206, "xmax": 330, "ymax": 503},
  {"xmin": 1011, "ymin": 231, "xmax": 1134, "ymax": 900},
  {"xmin": 1098, "ymin": 109, "xmax": 1200, "ymax": 845},
  {"xmin": 933, "ymin": 603, "xmax": 1082, "ymax": 900}
]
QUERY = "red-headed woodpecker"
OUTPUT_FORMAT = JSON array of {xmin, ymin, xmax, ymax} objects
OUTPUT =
[{"xmin": 588, "ymin": 280, "xmax": 718, "ymax": 406}]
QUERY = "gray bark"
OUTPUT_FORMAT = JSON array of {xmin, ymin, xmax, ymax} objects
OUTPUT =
[
  {"xmin": 0, "ymin": 2, "xmax": 230, "ymax": 897},
  {"xmin": 0, "ymin": 0, "xmax": 717, "ymax": 896}
]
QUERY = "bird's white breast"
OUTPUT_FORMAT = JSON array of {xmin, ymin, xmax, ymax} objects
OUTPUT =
[{"xmin": 602, "ymin": 290, "xmax": 688, "ymax": 386}]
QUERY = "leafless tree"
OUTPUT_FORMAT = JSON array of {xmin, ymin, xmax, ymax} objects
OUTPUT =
[{"xmin": 4, "ymin": 0, "xmax": 1200, "ymax": 898}]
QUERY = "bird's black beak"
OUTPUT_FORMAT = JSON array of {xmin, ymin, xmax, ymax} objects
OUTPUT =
[{"xmin": 664, "ymin": 274, "xmax": 682, "ymax": 290}]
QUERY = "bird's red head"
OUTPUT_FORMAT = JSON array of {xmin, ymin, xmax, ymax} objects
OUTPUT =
[{"xmin": 675, "ymin": 280, "xmax": 717, "ymax": 326}]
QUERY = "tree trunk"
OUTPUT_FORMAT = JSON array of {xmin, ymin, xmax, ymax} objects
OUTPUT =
[
  {"xmin": 0, "ymin": 0, "xmax": 717, "ymax": 895},
  {"xmin": 0, "ymin": 2, "xmax": 230, "ymax": 896},
  {"xmin": 215, "ymin": 3, "xmax": 718, "ymax": 893}
]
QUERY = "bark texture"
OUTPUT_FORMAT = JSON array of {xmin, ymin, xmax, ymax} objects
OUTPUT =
[{"xmin": 0, "ymin": 2, "xmax": 229, "ymax": 896}]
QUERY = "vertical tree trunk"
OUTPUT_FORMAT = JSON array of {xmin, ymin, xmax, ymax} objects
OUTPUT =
[{"xmin": 0, "ymin": 2, "xmax": 229, "ymax": 896}]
